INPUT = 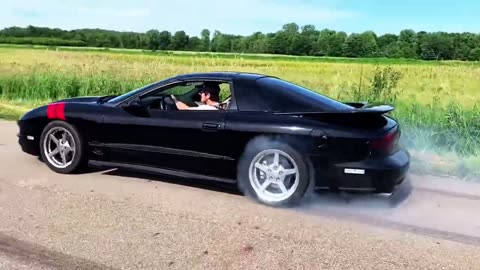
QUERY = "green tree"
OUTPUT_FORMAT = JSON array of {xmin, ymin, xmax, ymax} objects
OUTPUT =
[
  {"xmin": 158, "ymin": 31, "xmax": 172, "ymax": 50},
  {"xmin": 269, "ymin": 31, "xmax": 289, "ymax": 54},
  {"xmin": 418, "ymin": 32, "xmax": 454, "ymax": 60},
  {"xmin": 359, "ymin": 31, "xmax": 378, "ymax": 57},
  {"xmin": 377, "ymin": 34, "xmax": 398, "ymax": 57},
  {"xmin": 187, "ymin": 36, "xmax": 202, "ymax": 51},
  {"xmin": 272, "ymin": 23, "xmax": 302, "ymax": 55},
  {"xmin": 211, "ymin": 31, "xmax": 234, "ymax": 52},
  {"xmin": 248, "ymin": 32, "xmax": 268, "ymax": 53},
  {"xmin": 330, "ymin": 31, "xmax": 347, "ymax": 57},
  {"xmin": 289, "ymin": 34, "xmax": 310, "ymax": 55},
  {"xmin": 452, "ymin": 33, "xmax": 477, "ymax": 60},
  {"xmin": 469, "ymin": 47, "xmax": 480, "ymax": 61},
  {"xmin": 313, "ymin": 29, "xmax": 335, "ymax": 56},
  {"xmin": 342, "ymin": 31, "xmax": 377, "ymax": 57},
  {"xmin": 301, "ymin": 24, "xmax": 318, "ymax": 55},
  {"xmin": 170, "ymin": 31, "xmax": 189, "ymax": 50},
  {"xmin": 2, "ymin": 24, "xmax": 480, "ymax": 61},
  {"xmin": 282, "ymin": 23, "xmax": 299, "ymax": 34},
  {"xmin": 200, "ymin": 29, "xmax": 211, "ymax": 51},
  {"xmin": 146, "ymin": 29, "xmax": 161, "ymax": 51},
  {"xmin": 397, "ymin": 29, "xmax": 417, "ymax": 58}
]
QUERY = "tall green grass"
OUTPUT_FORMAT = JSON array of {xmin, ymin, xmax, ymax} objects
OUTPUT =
[{"xmin": 0, "ymin": 73, "xmax": 148, "ymax": 100}]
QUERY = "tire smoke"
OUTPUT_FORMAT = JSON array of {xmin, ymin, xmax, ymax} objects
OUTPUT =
[{"xmin": 400, "ymin": 126, "xmax": 480, "ymax": 182}]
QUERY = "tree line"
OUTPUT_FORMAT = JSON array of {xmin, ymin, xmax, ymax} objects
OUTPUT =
[{"xmin": 1, "ymin": 24, "xmax": 480, "ymax": 61}]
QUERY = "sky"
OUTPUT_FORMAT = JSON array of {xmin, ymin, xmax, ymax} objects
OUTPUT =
[{"xmin": 1, "ymin": 0, "xmax": 479, "ymax": 36}]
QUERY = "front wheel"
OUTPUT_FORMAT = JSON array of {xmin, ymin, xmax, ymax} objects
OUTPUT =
[
  {"xmin": 39, "ymin": 120, "xmax": 86, "ymax": 174},
  {"xmin": 237, "ymin": 136, "xmax": 313, "ymax": 207}
]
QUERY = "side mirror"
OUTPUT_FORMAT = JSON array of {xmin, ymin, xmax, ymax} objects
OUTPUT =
[{"xmin": 123, "ymin": 99, "xmax": 149, "ymax": 117}]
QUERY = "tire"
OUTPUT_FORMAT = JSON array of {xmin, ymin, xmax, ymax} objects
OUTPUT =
[
  {"xmin": 39, "ymin": 120, "xmax": 86, "ymax": 174},
  {"xmin": 236, "ymin": 136, "xmax": 313, "ymax": 207}
]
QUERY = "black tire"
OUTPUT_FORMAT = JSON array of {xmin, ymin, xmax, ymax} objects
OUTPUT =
[
  {"xmin": 236, "ymin": 136, "xmax": 313, "ymax": 208},
  {"xmin": 39, "ymin": 120, "xmax": 86, "ymax": 174}
]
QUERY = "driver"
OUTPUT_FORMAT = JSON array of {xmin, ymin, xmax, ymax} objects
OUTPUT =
[{"xmin": 175, "ymin": 83, "xmax": 221, "ymax": 110}]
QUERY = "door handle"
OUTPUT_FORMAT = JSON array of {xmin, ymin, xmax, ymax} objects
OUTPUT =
[{"xmin": 202, "ymin": 123, "xmax": 221, "ymax": 131}]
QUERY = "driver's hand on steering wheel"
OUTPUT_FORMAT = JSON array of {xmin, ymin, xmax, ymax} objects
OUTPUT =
[{"xmin": 175, "ymin": 99, "xmax": 190, "ymax": 110}]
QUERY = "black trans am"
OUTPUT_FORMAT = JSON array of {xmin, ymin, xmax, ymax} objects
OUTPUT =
[{"xmin": 17, "ymin": 72, "xmax": 410, "ymax": 207}]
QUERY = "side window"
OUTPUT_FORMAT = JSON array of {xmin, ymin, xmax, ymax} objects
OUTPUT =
[{"xmin": 139, "ymin": 80, "xmax": 234, "ymax": 110}]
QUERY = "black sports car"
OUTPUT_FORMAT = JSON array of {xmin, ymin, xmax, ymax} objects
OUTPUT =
[{"xmin": 17, "ymin": 72, "xmax": 410, "ymax": 207}]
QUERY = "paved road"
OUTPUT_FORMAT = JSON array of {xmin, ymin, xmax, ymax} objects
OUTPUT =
[{"xmin": 1, "ymin": 120, "xmax": 479, "ymax": 269}]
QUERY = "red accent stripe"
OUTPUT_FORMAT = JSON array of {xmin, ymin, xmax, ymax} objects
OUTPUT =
[
  {"xmin": 46, "ymin": 102, "xmax": 66, "ymax": 120},
  {"xmin": 47, "ymin": 104, "xmax": 56, "ymax": 119},
  {"xmin": 56, "ymin": 102, "xmax": 66, "ymax": 120}
]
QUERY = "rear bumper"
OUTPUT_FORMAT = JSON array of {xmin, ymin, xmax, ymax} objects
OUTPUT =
[
  {"xmin": 320, "ymin": 148, "xmax": 410, "ymax": 193},
  {"xmin": 18, "ymin": 133, "xmax": 39, "ymax": 156}
]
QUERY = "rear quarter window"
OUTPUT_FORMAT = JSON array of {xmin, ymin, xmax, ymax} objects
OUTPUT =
[{"xmin": 255, "ymin": 77, "xmax": 354, "ymax": 112}]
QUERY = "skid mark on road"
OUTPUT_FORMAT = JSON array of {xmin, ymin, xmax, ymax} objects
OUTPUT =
[
  {"xmin": 312, "ymin": 209, "xmax": 480, "ymax": 247},
  {"xmin": 414, "ymin": 186, "xmax": 480, "ymax": 201},
  {"xmin": 299, "ymin": 180, "xmax": 480, "ymax": 247},
  {"xmin": 0, "ymin": 232, "xmax": 116, "ymax": 270}
]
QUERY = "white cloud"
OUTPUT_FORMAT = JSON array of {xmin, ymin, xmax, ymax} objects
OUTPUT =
[{"xmin": 0, "ymin": 0, "xmax": 359, "ymax": 35}]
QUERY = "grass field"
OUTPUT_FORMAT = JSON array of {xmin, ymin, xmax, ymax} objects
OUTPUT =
[
  {"xmin": 0, "ymin": 46, "xmax": 479, "ymax": 179},
  {"xmin": 3, "ymin": 43, "xmax": 480, "ymax": 67}
]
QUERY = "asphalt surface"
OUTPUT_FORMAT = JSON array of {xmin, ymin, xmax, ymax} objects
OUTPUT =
[{"xmin": 1, "ymin": 120, "xmax": 480, "ymax": 269}]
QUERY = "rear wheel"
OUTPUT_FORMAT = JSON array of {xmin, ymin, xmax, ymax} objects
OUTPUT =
[
  {"xmin": 237, "ymin": 136, "xmax": 312, "ymax": 207},
  {"xmin": 39, "ymin": 121, "xmax": 86, "ymax": 174}
]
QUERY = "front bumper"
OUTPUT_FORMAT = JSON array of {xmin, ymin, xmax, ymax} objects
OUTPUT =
[
  {"xmin": 324, "ymin": 148, "xmax": 410, "ymax": 193},
  {"xmin": 17, "ymin": 133, "xmax": 39, "ymax": 156}
]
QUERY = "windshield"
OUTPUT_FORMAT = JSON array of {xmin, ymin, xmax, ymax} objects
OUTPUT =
[
  {"xmin": 106, "ymin": 88, "xmax": 145, "ymax": 104},
  {"xmin": 106, "ymin": 82, "xmax": 157, "ymax": 104}
]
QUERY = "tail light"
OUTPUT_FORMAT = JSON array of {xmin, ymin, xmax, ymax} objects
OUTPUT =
[{"xmin": 370, "ymin": 128, "xmax": 400, "ymax": 154}]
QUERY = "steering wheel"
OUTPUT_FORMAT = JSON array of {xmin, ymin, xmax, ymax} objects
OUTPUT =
[{"xmin": 159, "ymin": 95, "xmax": 178, "ymax": 110}]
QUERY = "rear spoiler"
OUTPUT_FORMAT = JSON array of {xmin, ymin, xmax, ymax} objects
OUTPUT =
[
  {"xmin": 274, "ymin": 104, "xmax": 394, "ymax": 116},
  {"xmin": 343, "ymin": 101, "xmax": 368, "ymax": 108}
]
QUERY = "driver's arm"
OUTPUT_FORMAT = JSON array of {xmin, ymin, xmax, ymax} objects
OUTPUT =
[
  {"xmin": 175, "ymin": 100, "xmax": 190, "ymax": 110},
  {"xmin": 171, "ymin": 95, "xmax": 190, "ymax": 110}
]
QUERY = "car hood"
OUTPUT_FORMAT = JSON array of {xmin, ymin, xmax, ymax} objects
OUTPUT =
[
  {"xmin": 54, "ymin": 96, "xmax": 101, "ymax": 103},
  {"xmin": 54, "ymin": 95, "xmax": 118, "ymax": 104}
]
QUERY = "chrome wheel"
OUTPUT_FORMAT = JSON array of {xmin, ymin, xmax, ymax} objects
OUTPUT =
[
  {"xmin": 248, "ymin": 149, "xmax": 300, "ymax": 202},
  {"xmin": 43, "ymin": 127, "xmax": 76, "ymax": 169}
]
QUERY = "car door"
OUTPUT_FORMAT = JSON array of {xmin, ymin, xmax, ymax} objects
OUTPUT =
[{"xmin": 99, "ymin": 81, "xmax": 235, "ymax": 180}]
